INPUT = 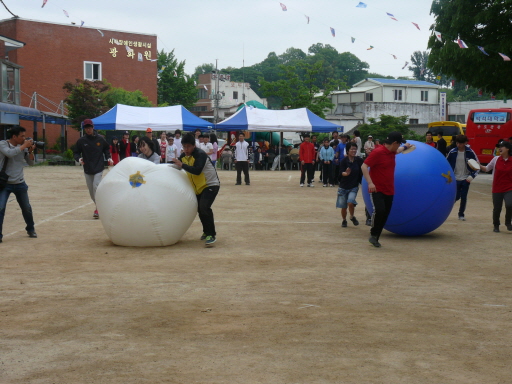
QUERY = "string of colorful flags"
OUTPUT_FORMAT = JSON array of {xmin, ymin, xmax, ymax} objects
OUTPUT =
[
  {"xmin": 277, "ymin": 0, "xmax": 425, "ymax": 70},
  {"xmin": 277, "ymin": 1, "xmax": 511, "ymax": 73},
  {"xmin": 433, "ymin": 31, "xmax": 511, "ymax": 61}
]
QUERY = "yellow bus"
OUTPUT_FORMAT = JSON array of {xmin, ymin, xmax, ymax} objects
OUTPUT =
[{"xmin": 427, "ymin": 121, "xmax": 466, "ymax": 145}]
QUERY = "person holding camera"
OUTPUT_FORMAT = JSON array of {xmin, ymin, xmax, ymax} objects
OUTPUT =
[
  {"xmin": 0, "ymin": 125, "xmax": 37, "ymax": 243},
  {"xmin": 73, "ymin": 119, "xmax": 113, "ymax": 219}
]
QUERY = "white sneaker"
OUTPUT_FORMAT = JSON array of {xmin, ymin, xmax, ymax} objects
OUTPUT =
[
  {"xmin": 308, "ymin": 183, "xmax": 314, "ymax": 187},
  {"xmin": 323, "ymin": 184, "xmax": 327, "ymax": 187},
  {"xmin": 300, "ymin": 183, "xmax": 304, "ymax": 187}
]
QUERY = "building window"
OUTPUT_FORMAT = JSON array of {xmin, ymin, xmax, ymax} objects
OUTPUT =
[
  {"xmin": 1, "ymin": 63, "xmax": 20, "ymax": 104},
  {"xmin": 421, "ymin": 91, "xmax": 428, "ymax": 102},
  {"xmin": 233, "ymin": 91, "xmax": 238, "ymax": 100},
  {"xmin": 448, "ymin": 114, "xmax": 466, "ymax": 123},
  {"xmin": 409, "ymin": 119, "xmax": 419, "ymax": 124},
  {"xmin": 393, "ymin": 90, "xmax": 402, "ymax": 101},
  {"xmin": 190, "ymin": 106, "xmax": 208, "ymax": 112},
  {"xmin": 365, "ymin": 93, "xmax": 373, "ymax": 101},
  {"xmin": 84, "ymin": 61, "xmax": 102, "ymax": 81},
  {"xmin": 197, "ymin": 88, "xmax": 208, "ymax": 99}
]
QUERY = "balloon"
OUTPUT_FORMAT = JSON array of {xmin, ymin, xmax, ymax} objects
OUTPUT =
[
  {"xmin": 362, "ymin": 140, "xmax": 456, "ymax": 236},
  {"xmin": 96, "ymin": 157, "xmax": 197, "ymax": 246}
]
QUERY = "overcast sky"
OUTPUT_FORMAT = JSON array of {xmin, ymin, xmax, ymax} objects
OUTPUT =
[{"xmin": 7, "ymin": 0, "xmax": 436, "ymax": 83}]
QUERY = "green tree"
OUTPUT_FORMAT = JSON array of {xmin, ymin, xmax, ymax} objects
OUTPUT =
[
  {"xmin": 157, "ymin": 49, "xmax": 198, "ymax": 109},
  {"xmin": 193, "ymin": 63, "xmax": 215, "ymax": 78},
  {"xmin": 355, "ymin": 115, "xmax": 420, "ymax": 142},
  {"xmin": 428, "ymin": 0, "xmax": 512, "ymax": 96},
  {"xmin": 102, "ymin": 84, "xmax": 153, "ymax": 108},
  {"xmin": 259, "ymin": 61, "xmax": 345, "ymax": 118},
  {"xmin": 408, "ymin": 51, "xmax": 435, "ymax": 82},
  {"xmin": 63, "ymin": 79, "xmax": 110, "ymax": 129}
]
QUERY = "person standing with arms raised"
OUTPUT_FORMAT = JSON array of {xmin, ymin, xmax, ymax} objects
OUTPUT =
[
  {"xmin": 361, "ymin": 132, "xmax": 411, "ymax": 247},
  {"xmin": 234, "ymin": 132, "xmax": 250, "ymax": 185}
]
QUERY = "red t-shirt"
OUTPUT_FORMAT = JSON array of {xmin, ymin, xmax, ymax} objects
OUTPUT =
[
  {"xmin": 364, "ymin": 144, "xmax": 396, "ymax": 195},
  {"xmin": 299, "ymin": 141, "xmax": 316, "ymax": 163},
  {"xmin": 493, "ymin": 156, "xmax": 512, "ymax": 193}
]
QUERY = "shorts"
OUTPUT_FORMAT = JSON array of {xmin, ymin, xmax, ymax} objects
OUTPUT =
[{"xmin": 336, "ymin": 186, "xmax": 359, "ymax": 209}]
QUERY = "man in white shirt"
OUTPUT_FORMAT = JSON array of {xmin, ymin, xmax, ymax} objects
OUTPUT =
[
  {"xmin": 174, "ymin": 129, "xmax": 183, "ymax": 155},
  {"xmin": 200, "ymin": 134, "xmax": 214, "ymax": 159},
  {"xmin": 234, "ymin": 132, "xmax": 250, "ymax": 185}
]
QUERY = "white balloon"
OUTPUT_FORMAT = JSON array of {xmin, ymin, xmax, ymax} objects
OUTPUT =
[{"xmin": 96, "ymin": 157, "xmax": 197, "ymax": 246}]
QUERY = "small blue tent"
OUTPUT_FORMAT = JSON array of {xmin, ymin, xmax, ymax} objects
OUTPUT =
[
  {"xmin": 92, "ymin": 104, "xmax": 212, "ymax": 131},
  {"xmin": 216, "ymin": 106, "xmax": 343, "ymax": 133}
]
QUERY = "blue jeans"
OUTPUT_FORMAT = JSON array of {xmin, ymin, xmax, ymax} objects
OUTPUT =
[
  {"xmin": 455, "ymin": 180, "xmax": 470, "ymax": 217},
  {"xmin": 0, "ymin": 182, "xmax": 35, "ymax": 240}
]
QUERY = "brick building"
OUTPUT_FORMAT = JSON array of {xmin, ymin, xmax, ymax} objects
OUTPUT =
[{"xmin": 0, "ymin": 17, "xmax": 157, "ymax": 147}]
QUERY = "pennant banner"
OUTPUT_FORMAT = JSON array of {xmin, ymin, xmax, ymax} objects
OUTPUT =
[
  {"xmin": 499, "ymin": 52, "xmax": 511, "ymax": 61},
  {"xmin": 41, "ymin": 0, "xmax": 47, "ymax": 8},
  {"xmin": 356, "ymin": 2, "xmax": 367, "ymax": 8},
  {"xmin": 386, "ymin": 12, "xmax": 397, "ymax": 21},
  {"xmin": 411, "ymin": 22, "xmax": 420, "ymax": 31},
  {"xmin": 477, "ymin": 46, "xmax": 489, "ymax": 56},
  {"xmin": 63, "ymin": 9, "xmax": 69, "ymax": 17},
  {"xmin": 330, "ymin": 27, "xmax": 335, "ymax": 37},
  {"xmin": 434, "ymin": 31, "xmax": 442, "ymax": 42},
  {"xmin": 457, "ymin": 39, "xmax": 468, "ymax": 48},
  {"xmin": 402, "ymin": 61, "xmax": 409, "ymax": 70},
  {"xmin": 305, "ymin": 15, "xmax": 310, "ymax": 24},
  {"xmin": 351, "ymin": 37, "xmax": 355, "ymax": 43},
  {"xmin": 97, "ymin": 29, "xmax": 104, "ymax": 37},
  {"xmin": 280, "ymin": 3, "xmax": 287, "ymax": 11}
]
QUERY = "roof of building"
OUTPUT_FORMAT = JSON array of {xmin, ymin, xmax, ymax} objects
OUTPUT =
[
  {"xmin": 353, "ymin": 78, "xmax": 439, "ymax": 88},
  {"xmin": 0, "ymin": 17, "xmax": 157, "ymax": 37}
]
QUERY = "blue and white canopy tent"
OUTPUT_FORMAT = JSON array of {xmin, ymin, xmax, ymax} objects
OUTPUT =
[
  {"xmin": 215, "ymin": 106, "xmax": 343, "ymax": 133},
  {"xmin": 91, "ymin": 104, "xmax": 212, "ymax": 131}
]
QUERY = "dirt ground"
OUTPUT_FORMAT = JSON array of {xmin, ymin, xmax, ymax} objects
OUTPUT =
[{"xmin": 1, "ymin": 165, "xmax": 511, "ymax": 384}]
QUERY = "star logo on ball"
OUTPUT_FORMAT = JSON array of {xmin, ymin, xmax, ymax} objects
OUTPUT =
[
  {"xmin": 441, "ymin": 170, "xmax": 453, "ymax": 183},
  {"xmin": 129, "ymin": 171, "xmax": 146, "ymax": 188}
]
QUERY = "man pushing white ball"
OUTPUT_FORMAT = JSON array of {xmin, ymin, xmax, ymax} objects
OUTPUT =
[{"xmin": 171, "ymin": 133, "xmax": 220, "ymax": 247}]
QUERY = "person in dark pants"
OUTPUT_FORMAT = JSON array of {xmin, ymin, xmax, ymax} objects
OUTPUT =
[
  {"xmin": 446, "ymin": 135, "xmax": 480, "ymax": 221},
  {"xmin": 436, "ymin": 132, "xmax": 447, "ymax": 155},
  {"xmin": 0, "ymin": 126, "xmax": 37, "ymax": 243},
  {"xmin": 234, "ymin": 132, "xmax": 250, "ymax": 185},
  {"xmin": 361, "ymin": 132, "xmax": 411, "ymax": 247},
  {"xmin": 299, "ymin": 134, "xmax": 316, "ymax": 187},
  {"xmin": 172, "ymin": 133, "xmax": 220, "ymax": 247}
]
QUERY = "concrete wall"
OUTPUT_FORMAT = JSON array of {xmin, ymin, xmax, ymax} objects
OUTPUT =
[{"xmin": 364, "ymin": 102, "xmax": 440, "ymax": 124}]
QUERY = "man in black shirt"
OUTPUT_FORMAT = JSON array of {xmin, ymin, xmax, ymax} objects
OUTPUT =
[{"xmin": 436, "ymin": 132, "xmax": 447, "ymax": 155}]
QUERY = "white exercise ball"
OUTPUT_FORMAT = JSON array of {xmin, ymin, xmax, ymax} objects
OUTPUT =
[{"xmin": 96, "ymin": 157, "xmax": 197, "ymax": 246}]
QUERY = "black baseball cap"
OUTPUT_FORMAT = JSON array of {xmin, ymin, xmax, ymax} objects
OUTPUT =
[{"xmin": 384, "ymin": 132, "xmax": 406, "ymax": 144}]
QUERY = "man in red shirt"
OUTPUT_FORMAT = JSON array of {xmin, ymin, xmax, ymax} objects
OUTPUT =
[
  {"xmin": 119, "ymin": 131, "xmax": 131, "ymax": 160},
  {"xmin": 299, "ymin": 134, "xmax": 316, "ymax": 187},
  {"xmin": 425, "ymin": 131, "xmax": 437, "ymax": 148},
  {"xmin": 361, "ymin": 132, "xmax": 411, "ymax": 247}
]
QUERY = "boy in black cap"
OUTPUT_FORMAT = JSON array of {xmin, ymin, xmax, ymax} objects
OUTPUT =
[{"xmin": 361, "ymin": 132, "xmax": 411, "ymax": 247}]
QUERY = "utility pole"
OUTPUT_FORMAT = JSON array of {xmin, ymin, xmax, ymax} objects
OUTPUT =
[{"xmin": 213, "ymin": 59, "xmax": 220, "ymax": 124}]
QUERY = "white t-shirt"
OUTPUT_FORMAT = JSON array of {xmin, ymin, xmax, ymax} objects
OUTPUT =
[
  {"xmin": 174, "ymin": 137, "xmax": 182, "ymax": 155},
  {"xmin": 235, "ymin": 141, "xmax": 249, "ymax": 161},
  {"xmin": 166, "ymin": 144, "xmax": 178, "ymax": 162},
  {"xmin": 200, "ymin": 142, "xmax": 214, "ymax": 157}
]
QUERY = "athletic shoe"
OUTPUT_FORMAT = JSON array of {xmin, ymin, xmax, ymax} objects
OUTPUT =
[
  {"xmin": 323, "ymin": 184, "xmax": 327, "ymax": 187},
  {"xmin": 350, "ymin": 216, "xmax": 359, "ymax": 226},
  {"xmin": 200, "ymin": 233, "xmax": 207, "ymax": 240},
  {"xmin": 93, "ymin": 210, "xmax": 99, "ymax": 219},
  {"xmin": 493, "ymin": 226, "xmax": 500, "ymax": 233},
  {"xmin": 369, "ymin": 236, "xmax": 381, "ymax": 247},
  {"xmin": 205, "ymin": 236, "xmax": 216, "ymax": 247},
  {"xmin": 246, "ymin": 183, "xmax": 250, "ymax": 185},
  {"xmin": 365, "ymin": 219, "xmax": 371, "ymax": 226},
  {"xmin": 235, "ymin": 183, "xmax": 241, "ymax": 185},
  {"xmin": 27, "ymin": 231, "xmax": 37, "ymax": 238},
  {"xmin": 341, "ymin": 220, "xmax": 347, "ymax": 228},
  {"xmin": 329, "ymin": 184, "xmax": 334, "ymax": 187},
  {"xmin": 458, "ymin": 216, "xmax": 465, "ymax": 221},
  {"xmin": 308, "ymin": 183, "xmax": 314, "ymax": 187},
  {"xmin": 300, "ymin": 184, "xmax": 304, "ymax": 187},
  {"xmin": 507, "ymin": 224, "xmax": 512, "ymax": 231},
  {"xmin": 307, "ymin": 184, "xmax": 310, "ymax": 187}
]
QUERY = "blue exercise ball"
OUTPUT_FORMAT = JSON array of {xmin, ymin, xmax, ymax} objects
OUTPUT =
[{"xmin": 362, "ymin": 140, "xmax": 456, "ymax": 236}]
